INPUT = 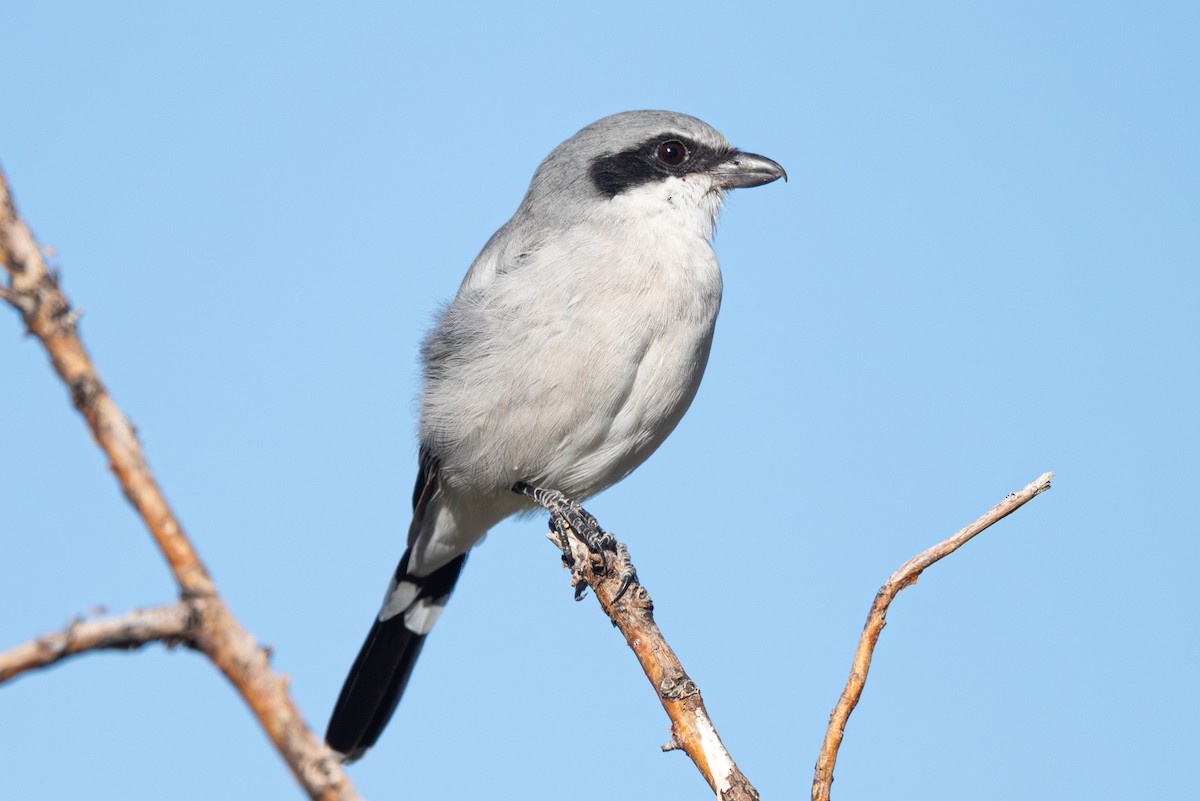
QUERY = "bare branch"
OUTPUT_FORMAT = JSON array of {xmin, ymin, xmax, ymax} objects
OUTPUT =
[
  {"xmin": 811, "ymin": 471, "xmax": 1055, "ymax": 801},
  {"xmin": 0, "ymin": 168, "xmax": 361, "ymax": 801},
  {"xmin": 0, "ymin": 605, "xmax": 192, "ymax": 682},
  {"xmin": 0, "ymin": 167, "xmax": 213, "ymax": 597},
  {"xmin": 549, "ymin": 531, "xmax": 759, "ymax": 801}
]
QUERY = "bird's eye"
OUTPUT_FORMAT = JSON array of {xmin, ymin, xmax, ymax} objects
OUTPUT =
[{"xmin": 655, "ymin": 140, "xmax": 689, "ymax": 166}]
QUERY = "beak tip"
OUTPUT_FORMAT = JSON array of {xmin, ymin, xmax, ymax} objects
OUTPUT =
[{"xmin": 716, "ymin": 151, "xmax": 787, "ymax": 190}]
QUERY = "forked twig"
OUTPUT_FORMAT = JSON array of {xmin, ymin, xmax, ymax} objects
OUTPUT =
[{"xmin": 0, "ymin": 168, "xmax": 359, "ymax": 801}]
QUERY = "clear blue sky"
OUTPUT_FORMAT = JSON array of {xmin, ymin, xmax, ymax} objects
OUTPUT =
[{"xmin": 3, "ymin": 2, "xmax": 1197, "ymax": 799}]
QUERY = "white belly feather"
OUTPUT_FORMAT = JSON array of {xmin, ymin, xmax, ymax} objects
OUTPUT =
[{"xmin": 423, "ymin": 219, "xmax": 721, "ymax": 502}]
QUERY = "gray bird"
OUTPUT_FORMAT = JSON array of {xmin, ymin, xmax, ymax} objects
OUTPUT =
[{"xmin": 326, "ymin": 110, "xmax": 785, "ymax": 761}]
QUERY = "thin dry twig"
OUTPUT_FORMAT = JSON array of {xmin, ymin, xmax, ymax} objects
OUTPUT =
[
  {"xmin": 0, "ymin": 605, "xmax": 191, "ymax": 682},
  {"xmin": 811, "ymin": 471, "xmax": 1055, "ymax": 801},
  {"xmin": 0, "ymin": 168, "xmax": 359, "ymax": 801},
  {"xmin": 550, "ymin": 530, "xmax": 759, "ymax": 801}
]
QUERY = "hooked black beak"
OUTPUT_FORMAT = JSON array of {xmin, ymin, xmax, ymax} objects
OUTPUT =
[{"xmin": 711, "ymin": 150, "xmax": 787, "ymax": 190}]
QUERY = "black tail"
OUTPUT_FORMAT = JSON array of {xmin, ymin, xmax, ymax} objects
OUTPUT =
[{"xmin": 325, "ymin": 548, "xmax": 467, "ymax": 761}]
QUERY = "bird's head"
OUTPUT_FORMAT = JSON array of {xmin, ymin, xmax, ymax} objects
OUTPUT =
[{"xmin": 519, "ymin": 110, "xmax": 786, "ymax": 239}]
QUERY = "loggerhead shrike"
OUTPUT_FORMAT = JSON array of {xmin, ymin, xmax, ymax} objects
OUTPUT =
[{"xmin": 326, "ymin": 110, "xmax": 785, "ymax": 761}]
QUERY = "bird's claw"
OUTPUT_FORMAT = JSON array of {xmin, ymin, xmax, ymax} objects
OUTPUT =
[{"xmin": 612, "ymin": 542, "xmax": 638, "ymax": 603}]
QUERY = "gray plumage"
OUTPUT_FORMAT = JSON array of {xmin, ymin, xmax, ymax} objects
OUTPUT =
[{"xmin": 327, "ymin": 110, "xmax": 784, "ymax": 761}]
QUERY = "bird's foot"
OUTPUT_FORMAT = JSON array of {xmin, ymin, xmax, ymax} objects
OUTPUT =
[
  {"xmin": 513, "ymin": 481, "xmax": 611, "ymax": 557},
  {"xmin": 513, "ymin": 482, "xmax": 624, "ymax": 599}
]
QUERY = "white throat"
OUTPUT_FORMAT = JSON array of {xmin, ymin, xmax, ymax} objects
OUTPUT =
[{"xmin": 604, "ymin": 175, "xmax": 726, "ymax": 241}]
